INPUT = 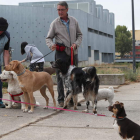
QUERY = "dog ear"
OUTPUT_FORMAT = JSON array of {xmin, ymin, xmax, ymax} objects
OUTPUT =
[
  {"xmin": 120, "ymin": 103, "xmax": 124, "ymax": 108},
  {"xmin": 10, "ymin": 71, "xmax": 17, "ymax": 79},
  {"xmin": 12, "ymin": 61, "xmax": 19, "ymax": 70},
  {"xmin": 115, "ymin": 101, "xmax": 119, "ymax": 104}
]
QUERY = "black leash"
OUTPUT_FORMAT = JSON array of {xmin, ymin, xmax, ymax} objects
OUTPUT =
[{"xmin": 26, "ymin": 50, "xmax": 53, "ymax": 69}]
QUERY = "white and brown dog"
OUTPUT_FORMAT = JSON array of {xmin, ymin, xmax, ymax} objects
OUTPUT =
[
  {"xmin": 0, "ymin": 70, "xmax": 25, "ymax": 110},
  {"xmin": 0, "ymin": 70, "xmax": 40, "ymax": 110}
]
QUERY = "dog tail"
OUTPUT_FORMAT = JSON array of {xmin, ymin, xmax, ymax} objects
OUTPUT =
[{"xmin": 109, "ymin": 86, "xmax": 114, "ymax": 94}]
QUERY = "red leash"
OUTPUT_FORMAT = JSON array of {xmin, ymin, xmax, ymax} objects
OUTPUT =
[
  {"xmin": 0, "ymin": 98, "xmax": 107, "ymax": 117},
  {"xmin": 71, "ymin": 47, "xmax": 74, "ymax": 65}
]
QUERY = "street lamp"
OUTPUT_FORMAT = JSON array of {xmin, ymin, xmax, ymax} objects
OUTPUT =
[{"xmin": 131, "ymin": 0, "xmax": 136, "ymax": 73}]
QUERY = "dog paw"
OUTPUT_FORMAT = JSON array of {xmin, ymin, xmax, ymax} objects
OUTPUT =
[
  {"xmin": 63, "ymin": 106, "xmax": 67, "ymax": 109},
  {"xmin": 82, "ymin": 109, "xmax": 89, "ymax": 113},
  {"xmin": 93, "ymin": 113, "xmax": 97, "ymax": 116},
  {"xmin": 74, "ymin": 107, "xmax": 78, "ymax": 110},
  {"xmin": 43, "ymin": 106, "xmax": 48, "ymax": 109},
  {"xmin": 6, "ymin": 106, "xmax": 12, "ymax": 109},
  {"xmin": 23, "ymin": 109, "xmax": 28, "ymax": 113},
  {"xmin": 28, "ymin": 110, "xmax": 34, "ymax": 113},
  {"xmin": 93, "ymin": 111, "xmax": 97, "ymax": 115},
  {"xmin": 21, "ymin": 108, "xmax": 25, "ymax": 111}
]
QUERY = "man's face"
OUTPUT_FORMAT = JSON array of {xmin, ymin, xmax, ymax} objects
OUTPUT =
[
  {"xmin": 0, "ymin": 31, "xmax": 4, "ymax": 35},
  {"xmin": 57, "ymin": 5, "xmax": 68, "ymax": 19}
]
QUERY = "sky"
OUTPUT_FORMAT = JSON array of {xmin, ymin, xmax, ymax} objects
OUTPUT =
[{"xmin": 0, "ymin": 0, "xmax": 140, "ymax": 31}]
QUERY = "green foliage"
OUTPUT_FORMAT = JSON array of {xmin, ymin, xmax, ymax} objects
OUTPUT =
[
  {"xmin": 136, "ymin": 63, "xmax": 140, "ymax": 69},
  {"xmin": 115, "ymin": 25, "xmax": 132, "ymax": 57},
  {"xmin": 2, "ymin": 82, "xmax": 8, "ymax": 88},
  {"xmin": 124, "ymin": 70, "xmax": 138, "ymax": 82}
]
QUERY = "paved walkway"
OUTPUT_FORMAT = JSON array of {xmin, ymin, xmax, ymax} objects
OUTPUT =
[{"xmin": 0, "ymin": 83, "xmax": 140, "ymax": 140}]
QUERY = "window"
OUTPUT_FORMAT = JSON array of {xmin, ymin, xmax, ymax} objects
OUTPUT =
[
  {"xmin": 88, "ymin": 46, "xmax": 91, "ymax": 57},
  {"xmin": 108, "ymin": 34, "xmax": 113, "ymax": 38},
  {"xmin": 88, "ymin": 28, "xmax": 113, "ymax": 38},
  {"xmin": 94, "ymin": 50, "xmax": 99, "ymax": 60},
  {"xmin": 99, "ymin": 31, "xmax": 103, "ymax": 35}
]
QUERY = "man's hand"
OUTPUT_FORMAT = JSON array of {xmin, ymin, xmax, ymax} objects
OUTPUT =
[
  {"xmin": 51, "ymin": 44, "xmax": 56, "ymax": 51},
  {"xmin": 71, "ymin": 44, "xmax": 77, "ymax": 50}
]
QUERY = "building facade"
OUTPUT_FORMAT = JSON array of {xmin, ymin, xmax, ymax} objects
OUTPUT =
[{"xmin": 0, "ymin": 0, "xmax": 115, "ymax": 66}]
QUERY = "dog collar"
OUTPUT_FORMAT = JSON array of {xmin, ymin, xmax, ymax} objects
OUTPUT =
[
  {"xmin": 17, "ymin": 69, "xmax": 26, "ymax": 76},
  {"xmin": 9, "ymin": 92, "xmax": 23, "ymax": 100},
  {"xmin": 112, "ymin": 115, "xmax": 126, "ymax": 120}
]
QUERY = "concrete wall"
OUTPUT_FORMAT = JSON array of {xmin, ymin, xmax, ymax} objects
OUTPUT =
[
  {"xmin": 98, "ymin": 74, "xmax": 125, "ymax": 85},
  {"xmin": 52, "ymin": 74, "xmax": 125, "ymax": 85}
]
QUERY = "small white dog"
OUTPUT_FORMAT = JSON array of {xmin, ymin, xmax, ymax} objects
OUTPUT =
[
  {"xmin": 0, "ymin": 70, "xmax": 25, "ymax": 110},
  {"xmin": 97, "ymin": 86, "xmax": 115, "ymax": 106}
]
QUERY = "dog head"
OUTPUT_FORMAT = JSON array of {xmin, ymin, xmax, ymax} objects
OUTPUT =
[
  {"xmin": 0, "ymin": 70, "xmax": 17, "ymax": 82},
  {"xmin": 108, "ymin": 101, "xmax": 127, "ymax": 118},
  {"xmin": 4, "ymin": 60, "xmax": 24, "ymax": 73},
  {"xmin": 83, "ymin": 66, "xmax": 99, "ymax": 94},
  {"xmin": 50, "ymin": 59, "xmax": 70, "ymax": 75},
  {"xmin": 82, "ymin": 66, "xmax": 97, "ymax": 81},
  {"xmin": 70, "ymin": 68, "xmax": 86, "ymax": 94}
]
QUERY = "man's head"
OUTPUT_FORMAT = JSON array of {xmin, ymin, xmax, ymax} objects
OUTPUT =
[
  {"xmin": 57, "ymin": 1, "xmax": 68, "ymax": 19},
  {"xmin": 0, "ymin": 17, "xmax": 8, "ymax": 35}
]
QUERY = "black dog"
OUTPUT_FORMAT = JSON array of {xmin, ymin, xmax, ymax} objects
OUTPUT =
[
  {"xmin": 51, "ymin": 59, "xmax": 99, "ymax": 114},
  {"xmin": 82, "ymin": 67, "xmax": 99, "ymax": 113},
  {"xmin": 109, "ymin": 101, "xmax": 140, "ymax": 140}
]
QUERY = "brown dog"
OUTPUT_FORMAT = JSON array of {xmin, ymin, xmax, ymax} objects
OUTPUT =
[{"xmin": 5, "ymin": 60, "xmax": 56, "ymax": 113}]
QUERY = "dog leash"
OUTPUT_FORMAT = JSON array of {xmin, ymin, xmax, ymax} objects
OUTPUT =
[
  {"xmin": 71, "ymin": 47, "xmax": 74, "ymax": 65},
  {"xmin": 26, "ymin": 50, "xmax": 53, "ymax": 69},
  {"xmin": 0, "ymin": 98, "xmax": 111, "ymax": 117}
]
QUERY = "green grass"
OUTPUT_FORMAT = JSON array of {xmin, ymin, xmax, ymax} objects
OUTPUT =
[{"xmin": 96, "ymin": 63, "xmax": 140, "ymax": 82}]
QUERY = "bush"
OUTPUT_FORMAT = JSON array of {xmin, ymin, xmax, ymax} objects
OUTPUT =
[
  {"xmin": 2, "ymin": 82, "xmax": 8, "ymax": 88},
  {"xmin": 124, "ymin": 70, "xmax": 138, "ymax": 82}
]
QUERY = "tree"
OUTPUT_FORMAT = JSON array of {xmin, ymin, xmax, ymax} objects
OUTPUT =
[{"xmin": 115, "ymin": 25, "xmax": 132, "ymax": 58}]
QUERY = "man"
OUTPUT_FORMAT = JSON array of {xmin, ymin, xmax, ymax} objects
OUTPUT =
[
  {"xmin": 46, "ymin": 1, "xmax": 82, "ymax": 107},
  {"xmin": 0, "ymin": 17, "xmax": 10, "ymax": 108}
]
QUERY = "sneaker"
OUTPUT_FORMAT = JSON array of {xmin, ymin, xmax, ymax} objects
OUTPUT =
[
  {"xmin": 58, "ymin": 102, "xmax": 64, "ymax": 107},
  {"xmin": 0, "ymin": 102, "xmax": 5, "ymax": 108}
]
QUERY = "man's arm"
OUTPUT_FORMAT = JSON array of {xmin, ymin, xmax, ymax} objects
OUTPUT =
[
  {"xmin": 46, "ymin": 22, "xmax": 56, "ymax": 50},
  {"xmin": 4, "ymin": 31, "xmax": 10, "ymax": 65},
  {"xmin": 73, "ymin": 21, "xmax": 83, "ymax": 48},
  {"xmin": 4, "ymin": 50, "xmax": 10, "ymax": 66}
]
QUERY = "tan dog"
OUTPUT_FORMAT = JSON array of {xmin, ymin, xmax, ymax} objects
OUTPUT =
[{"xmin": 5, "ymin": 60, "xmax": 56, "ymax": 113}]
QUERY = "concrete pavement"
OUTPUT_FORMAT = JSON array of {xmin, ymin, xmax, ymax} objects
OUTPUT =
[{"xmin": 0, "ymin": 83, "xmax": 140, "ymax": 140}]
